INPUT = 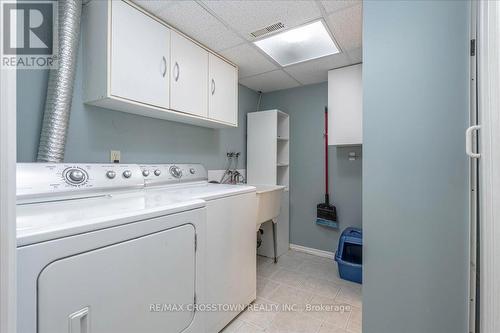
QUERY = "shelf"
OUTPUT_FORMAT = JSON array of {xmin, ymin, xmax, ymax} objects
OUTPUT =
[
  {"xmin": 277, "ymin": 163, "xmax": 289, "ymax": 187},
  {"xmin": 277, "ymin": 163, "xmax": 289, "ymax": 167},
  {"xmin": 277, "ymin": 137, "xmax": 289, "ymax": 141}
]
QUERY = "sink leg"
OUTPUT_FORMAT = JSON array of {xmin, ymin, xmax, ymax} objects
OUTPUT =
[{"xmin": 272, "ymin": 221, "xmax": 277, "ymax": 264}]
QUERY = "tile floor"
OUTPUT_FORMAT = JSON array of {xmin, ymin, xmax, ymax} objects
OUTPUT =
[{"xmin": 221, "ymin": 250, "xmax": 362, "ymax": 333}]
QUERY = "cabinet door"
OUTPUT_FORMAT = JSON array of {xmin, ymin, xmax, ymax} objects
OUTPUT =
[
  {"xmin": 208, "ymin": 54, "xmax": 238, "ymax": 125},
  {"xmin": 170, "ymin": 31, "xmax": 208, "ymax": 117},
  {"xmin": 110, "ymin": 1, "xmax": 170, "ymax": 109},
  {"xmin": 328, "ymin": 64, "xmax": 362, "ymax": 145}
]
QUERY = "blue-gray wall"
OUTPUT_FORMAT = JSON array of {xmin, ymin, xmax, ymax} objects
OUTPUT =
[
  {"xmin": 261, "ymin": 82, "xmax": 362, "ymax": 253},
  {"xmin": 363, "ymin": 1, "xmax": 469, "ymax": 333},
  {"xmin": 17, "ymin": 34, "xmax": 260, "ymax": 168},
  {"xmin": 16, "ymin": 25, "xmax": 358, "ymax": 255}
]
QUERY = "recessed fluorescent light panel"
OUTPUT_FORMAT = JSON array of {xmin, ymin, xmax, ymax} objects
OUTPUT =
[{"xmin": 254, "ymin": 20, "xmax": 339, "ymax": 66}]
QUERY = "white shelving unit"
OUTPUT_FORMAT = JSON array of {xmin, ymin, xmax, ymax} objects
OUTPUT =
[{"xmin": 247, "ymin": 110, "xmax": 290, "ymax": 258}]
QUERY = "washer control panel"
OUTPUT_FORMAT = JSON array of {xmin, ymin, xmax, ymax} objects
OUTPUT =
[
  {"xmin": 169, "ymin": 165, "xmax": 182, "ymax": 178},
  {"xmin": 17, "ymin": 163, "xmax": 143, "ymax": 200},
  {"xmin": 139, "ymin": 164, "xmax": 207, "ymax": 186},
  {"xmin": 64, "ymin": 167, "xmax": 88, "ymax": 185}
]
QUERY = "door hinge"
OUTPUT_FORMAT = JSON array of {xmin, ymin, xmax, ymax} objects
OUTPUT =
[
  {"xmin": 194, "ymin": 293, "xmax": 197, "ymax": 311},
  {"xmin": 194, "ymin": 233, "xmax": 197, "ymax": 252},
  {"xmin": 471, "ymin": 39, "xmax": 476, "ymax": 56}
]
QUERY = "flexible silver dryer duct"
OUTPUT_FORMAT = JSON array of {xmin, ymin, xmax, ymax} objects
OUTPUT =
[{"xmin": 37, "ymin": 0, "xmax": 82, "ymax": 162}]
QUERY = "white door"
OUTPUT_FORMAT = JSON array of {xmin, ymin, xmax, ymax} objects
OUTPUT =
[
  {"xmin": 37, "ymin": 224, "xmax": 196, "ymax": 333},
  {"xmin": 208, "ymin": 54, "xmax": 237, "ymax": 125},
  {"xmin": 170, "ymin": 31, "xmax": 208, "ymax": 118},
  {"xmin": 110, "ymin": 1, "xmax": 170, "ymax": 109}
]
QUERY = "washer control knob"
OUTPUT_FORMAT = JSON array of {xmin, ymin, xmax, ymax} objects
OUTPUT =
[
  {"xmin": 68, "ymin": 169, "xmax": 85, "ymax": 184},
  {"xmin": 106, "ymin": 170, "xmax": 116, "ymax": 179},
  {"xmin": 122, "ymin": 170, "xmax": 132, "ymax": 178},
  {"xmin": 169, "ymin": 166, "xmax": 182, "ymax": 178},
  {"xmin": 189, "ymin": 168, "xmax": 196, "ymax": 175},
  {"xmin": 142, "ymin": 169, "xmax": 150, "ymax": 177},
  {"xmin": 154, "ymin": 169, "xmax": 161, "ymax": 176}
]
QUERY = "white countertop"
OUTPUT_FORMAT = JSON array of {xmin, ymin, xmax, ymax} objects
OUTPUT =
[
  {"xmin": 17, "ymin": 190, "xmax": 205, "ymax": 246},
  {"xmin": 146, "ymin": 182, "xmax": 256, "ymax": 201}
]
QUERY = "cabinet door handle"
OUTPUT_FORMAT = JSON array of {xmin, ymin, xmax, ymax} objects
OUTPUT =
[
  {"xmin": 211, "ymin": 78, "xmax": 215, "ymax": 95},
  {"xmin": 68, "ymin": 307, "xmax": 89, "ymax": 333},
  {"xmin": 161, "ymin": 56, "xmax": 167, "ymax": 77},
  {"xmin": 466, "ymin": 125, "xmax": 481, "ymax": 158},
  {"xmin": 174, "ymin": 62, "xmax": 180, "ymax": 82}
]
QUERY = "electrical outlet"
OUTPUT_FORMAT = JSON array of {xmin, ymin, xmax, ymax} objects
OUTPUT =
[{"xmin": 110, "ymin": 150, "xmax": 121, "ymax": 163}]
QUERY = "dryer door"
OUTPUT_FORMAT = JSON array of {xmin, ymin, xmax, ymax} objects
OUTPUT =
[{"xmin": 37, "ymin": 224, "xmax": 196, "ymax": 333}]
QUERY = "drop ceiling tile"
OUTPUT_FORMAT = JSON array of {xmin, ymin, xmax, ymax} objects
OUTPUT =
[
  {"xmin": 132, "ymin": 0, "xmax": 177, "ymax": 14},
  {"xmin": 201, "ymin": 0, "xmax": 322, "ymax": 41},
  {"xmin": 320, "ymin": 0, "xmax": 361, "ymax": 14},
  {"xmin": 159, "ymin": 2, "xmax": 243, "ymax": 51},
  {"xmin": 347, "ymin": 47, "xmax": 362, "ymax": 63},
  {"xmin": 239, "ymin": 70, "xmax": 300, "ymax": 93},
  {"xmin": 284, "ymin": 53, "xmax": 352, "ymax": 85},
  {"xmin": 326, "ymin": 4, "xmax": 362, "ymax": 51},
  {"xmin": 139, "ymin": 1, "xmax": 243, "ymax": 52},
  {"xmin": 220, "ymin": 44, "xmax": 278, "ymax": 78}
]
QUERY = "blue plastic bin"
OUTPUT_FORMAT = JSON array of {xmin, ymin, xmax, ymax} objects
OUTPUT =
[{"xmin": 335, "ymin": 227, "xmax": 362, "ymax": 284}]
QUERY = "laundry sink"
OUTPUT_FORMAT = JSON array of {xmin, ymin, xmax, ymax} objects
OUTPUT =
[{"xmin": 252, "ymin": 184, "xmax": 286, "ymax": 229}]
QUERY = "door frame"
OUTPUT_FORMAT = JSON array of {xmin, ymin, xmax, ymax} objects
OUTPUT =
[
  {"xmin": 0, "ymin": 57, "xmax": 17, "ymax": 332},
  {"xmin": 469, "ymin": 1, "xmax": 478, "ymax": 332},
  {"xmin": 478, "ymin": 0, "xmax": 500, "ymax": 331}
]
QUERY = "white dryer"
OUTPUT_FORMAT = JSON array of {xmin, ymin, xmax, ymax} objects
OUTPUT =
[
  {"xmin": 16, "ymin": 163, "xmax": 207, "ymax": 333},
  {"xmin": 140, "ymin": 164, "xmax": 258, "ymax": 333}
]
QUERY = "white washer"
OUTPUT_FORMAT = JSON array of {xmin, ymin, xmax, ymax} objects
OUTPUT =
[
  {"xmin": 140, "ymin": 164, "xmax": 258, "ymax": 333},
  {"xmin": 17, "ymin": 163, "xmax": 207, "ymax": 333}
]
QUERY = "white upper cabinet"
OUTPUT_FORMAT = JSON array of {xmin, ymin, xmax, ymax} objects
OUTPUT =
[
  {"xmin": 208, "ymin": 54, "xmax": 238, "ymax": 125},
  {"xmin": 328, "ymin": 64, "xmax": 363, "ymax": 145},
  {"xmin": 170, "ymin": 31, "xmax": 209, "ymax": 118},
  {"xmin": 110, "ymin": 1, "xmax": 170, "ymax": 109},
  {"xmin": 83, "ymin": 0, "xmax": 238, "ymax": 128}
]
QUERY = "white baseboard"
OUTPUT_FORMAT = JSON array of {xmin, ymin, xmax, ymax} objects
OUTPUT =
[{"xmin": 290, "ymin": 243, "xmax": 335, "ymax": 259}]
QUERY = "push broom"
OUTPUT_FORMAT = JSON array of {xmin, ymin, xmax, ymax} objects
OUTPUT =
[{"xmin": 316, "ymin": 106, "xmax": 338, "ymax": 228}]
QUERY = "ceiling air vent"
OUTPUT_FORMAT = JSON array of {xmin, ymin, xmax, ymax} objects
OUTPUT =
[{"xmin": 250, "ymin": 22, "xmax": 285, "ymax": 38}]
